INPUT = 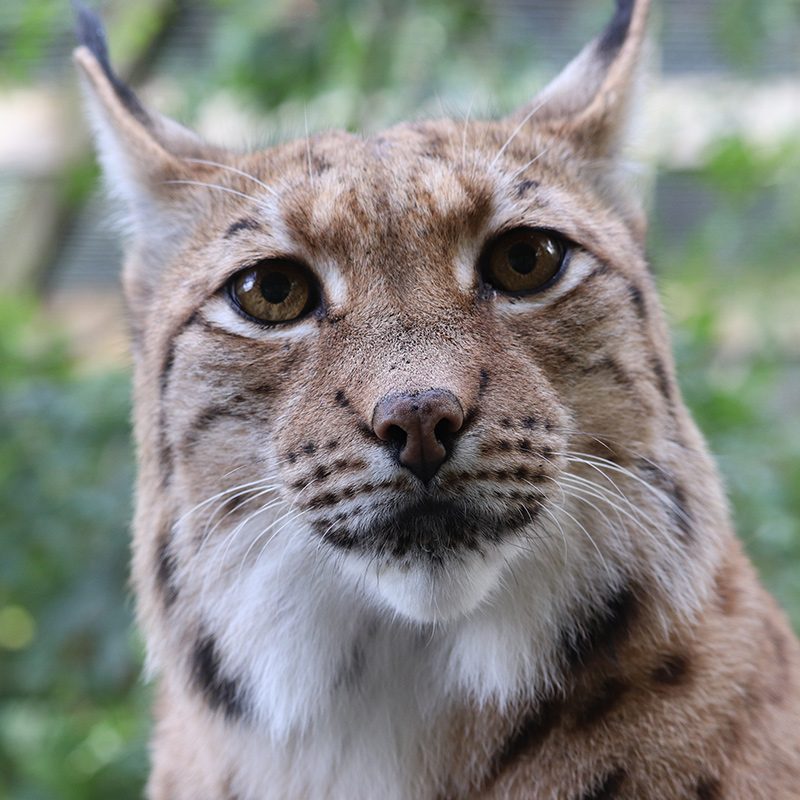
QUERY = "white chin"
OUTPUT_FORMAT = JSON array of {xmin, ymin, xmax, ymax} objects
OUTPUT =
[{"xmin": 343, "ymin": 547, "xmax": 510, "ymax": 624}]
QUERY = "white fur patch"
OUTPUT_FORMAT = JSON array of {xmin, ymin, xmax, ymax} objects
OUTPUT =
[{"xmin": 200, "ymin": 295, "xmax": 318, "ymax": 341}]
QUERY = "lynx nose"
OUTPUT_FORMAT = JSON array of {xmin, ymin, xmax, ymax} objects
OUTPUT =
[{"xmin": 372, "ymin": 389, "xmax": 464, "ymax": 484}]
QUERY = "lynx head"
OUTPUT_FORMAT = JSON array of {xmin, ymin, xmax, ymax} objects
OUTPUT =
[{"xmin": 74, "ymin": 0, "xmax": 704, "ymax": 657}]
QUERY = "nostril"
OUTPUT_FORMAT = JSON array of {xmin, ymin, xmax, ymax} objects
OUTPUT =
[
  {"xmin": 434, "ymin": 417, "xmax": 457, "ymax": 440},
  {"xmin": 385, "ymin": 424, "xmax": 407, "ymax": 451}
]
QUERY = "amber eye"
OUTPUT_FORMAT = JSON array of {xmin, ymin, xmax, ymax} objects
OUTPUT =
[
  {"xmin": 228, "ymin": 260, "xmax": 315, "ymax": 323},
  {"xmin": 482, "ymin": 228, "xmax": 568, "ymax": 294}
]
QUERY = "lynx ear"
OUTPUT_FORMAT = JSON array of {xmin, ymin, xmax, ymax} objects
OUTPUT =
[
  {"xmin": 516, "ymin": 0, "xmax": 651, "ymax": 160},
  {"xmin": 72, "ymin": 5, "xmax": 211, "ymax": 272}
]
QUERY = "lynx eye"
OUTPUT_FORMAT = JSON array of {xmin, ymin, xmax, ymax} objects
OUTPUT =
[
  {"xmin": 228, "ymin": 260, "xmax": 314, "ymax": 323},
  {"xmin": 483, "ymin": 228, "xmax": 568, "ymax": 294}
]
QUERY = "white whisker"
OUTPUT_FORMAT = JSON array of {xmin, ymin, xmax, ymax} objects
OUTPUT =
[
  {"xmin": 508, "ymin": 145, "xmax": 552, "ymax": 182},
  {"xmin": 161, "ymin": 179, "xmax": 260, "ymax": 203},
  {"xmin": 490, "ymin": 98, "xmax": 549, "ymax": 168},
  {"xmin": 182, "ymin": 157, "xmax": 280, "ymax": 197}
]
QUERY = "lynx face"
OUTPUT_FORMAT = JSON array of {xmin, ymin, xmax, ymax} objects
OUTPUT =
[{"xmin": 160, "ymin": 122, "xmax": 661, "ymax": 623}]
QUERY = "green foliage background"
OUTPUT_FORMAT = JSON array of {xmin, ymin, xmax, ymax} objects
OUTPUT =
[{"xmin": 0, "ymin": 0, "xmax": 798, "ymax": 797}]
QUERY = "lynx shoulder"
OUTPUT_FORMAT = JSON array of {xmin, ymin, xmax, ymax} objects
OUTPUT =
[{"xmin": 73, "ymin": 0, "xmax": 800, "ymax": 797}]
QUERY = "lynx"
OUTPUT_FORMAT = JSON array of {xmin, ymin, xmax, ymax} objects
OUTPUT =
[{"xmin": 74, "ymin": 1, "xmax": 800, "ymax": 797}]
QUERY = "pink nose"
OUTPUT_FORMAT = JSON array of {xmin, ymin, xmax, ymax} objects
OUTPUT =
[{"xmin": 372, "ymin": 389, "xmax": 464, "ymax": 484}]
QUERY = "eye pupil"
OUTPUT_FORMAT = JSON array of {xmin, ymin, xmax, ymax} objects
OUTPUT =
[
  {"xmin": 261, "ymin": 272, "xmax": 292, "ymax": 304},
  {"xmin": 507, "ymin": 242, "xmax": 536, "ymax": 275}
]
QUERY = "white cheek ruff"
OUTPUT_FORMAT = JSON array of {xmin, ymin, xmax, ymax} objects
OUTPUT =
[{"xmin": 201, "ymin": 295, "xmax": 317, "ymax": 341}]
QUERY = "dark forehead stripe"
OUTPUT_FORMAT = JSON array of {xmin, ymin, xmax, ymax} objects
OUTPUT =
[
  {"xmin": 191, "ymin": 634, "xmax": 248, "ymax": 721},
  {"xmin": 224, "ymin": 217, "xmax": 261, "ymax": 238}
]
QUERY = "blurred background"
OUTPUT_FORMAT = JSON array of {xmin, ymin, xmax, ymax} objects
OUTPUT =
[{"xmin": 0, "ymin": 0, "xmax": 798, "ymax": 796}]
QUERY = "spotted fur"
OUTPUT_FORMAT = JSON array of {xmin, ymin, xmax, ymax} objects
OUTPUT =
[{"xmin": 74, "ymin": 0, "xmax": 800, "ymax": 797}]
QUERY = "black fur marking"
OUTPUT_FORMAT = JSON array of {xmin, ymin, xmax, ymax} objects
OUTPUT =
[
  {"xmin": 180, "ymin": 405, "xmax": 248, "ymax": 456},
  {"xmin": 73, "ymin": 3, "xmax": 150, "ymax": 125},
  {"xmin": 652, "ymin": 653, "xmax": 691, "ymax": 687},
  {"xmin": 650, "ymin": 356, "xmax": 672, "ymax": 402},
  {"xmin": 315, "ymin": 499, "xmax": 530, "ymax": 560},
  {"xmin": 312, "ymin": 155, "xmax": 332, "ymax": 174},
  {"xmin": 317, "ymin": 524, "xmax": 358, "ymax": 550},
  {"xmin": 564, "ymin": 583, "xmax": 638, "ymax": 669},
  {"xmin": 626, "ymin": 280, "xmax": 647, "ymax": 319},
  {"xmin": 487, "ymin": 697, "xmax": 562, "ymax": 780},
  {"xmin": 334, "ymin": 390, "xmax": 349, "ymax": 407},
  {"xmin": 666, "ymin": 481, "xmax": 692, "ymax": 541},
  {"xmin": 515, "ymin": 179, "xmax": 540, "ymax": 198},
  {"xmin": 224, "ymin": 217, "xmax": 261, "ymax": 238},
  {"xmin": 696, "ymin": 777, "xmax": 722, "ymax": 800},
  {"xmin": 334, "ymin": 630, "xmax": 374, "ymax": 691},
  {"xmin": 581, "ymin": 767, "xmax": 626, "ymax": 799},
  {"xmin": 157, "ymin": 313, "xmax": 199, "ymax": 487},
  {"xmin": 581, "ymin": 356, "xmax": 635, "ymax": 391},
  {"xmin": 155, "ymin": 525, "xmax": 179, "ymax": 607},
  {"xmin": 575, "ymin": 677, "xmax": 630, "ymax": 728},
  {"xmin": 191, "ymin": 635, "xmax": 247, "ymax": 720},
  {"xmin": 636, "ymin": 461, "xmax": 694, "ymax": 544},
  {"xmin": 479, "ymin": 368, "xmax": 491, "ymax": 391},
  {"xmin": 597, "ymin": 0, "xmax": 635, "ymax": 60}
]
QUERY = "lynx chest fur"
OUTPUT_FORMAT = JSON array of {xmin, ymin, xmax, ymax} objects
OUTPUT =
[{"xmin": 74, "ymin": 1, "xmax": 800, "ymax": 797}]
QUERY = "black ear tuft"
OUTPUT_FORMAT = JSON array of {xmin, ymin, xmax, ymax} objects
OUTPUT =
[
  {"xmin": 597, "ymin": 0, "xmax": 636, "ymax": 61},
  {"xmin": 73, "ymin": 1, "xmax": 149, "ymax": 124}
]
